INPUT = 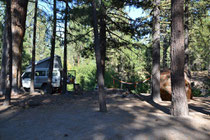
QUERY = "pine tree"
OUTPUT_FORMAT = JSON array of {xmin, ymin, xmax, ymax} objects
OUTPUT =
[
  {"xmin": 92, "ymin": 0, "xmax": 107, "ymax": 112},
  {"xmin": 11, "ymin": 0, "xmax": 28, "ymax": 94},
  {"xmin": 184, "ymin": 0, "xmax": 189, "ymax": 69},
  {"xmin": 99, "ymin": 1, "xmax": 106, "ymax": 77},
  {"xmin": 62, "ymin": 0, "xmax": 68, "ymax": 94},
  {"xmin": 171, "ymin": 0, "xmax": 189, "ymax": 116},
  {"xmin": 30, "ymin": 0, "xmax": 38, "ymax": 93},
  {"xmin": 151, "ymin": 0, "xmax": 161, "ymax": 102},
  {"xmin": 48, "ymin": 0, "xmax": 57, "ymax": 94},
  {"xmin": 2, "ymin": 0, "xmax": 12, "ymax": 106}
]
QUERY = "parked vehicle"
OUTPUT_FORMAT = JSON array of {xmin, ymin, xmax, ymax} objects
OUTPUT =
[
  {"xmin": 22, "ymin": 68, "xmax": 62, "ymax": 92},
  {"xmin": 22, "ymin": 55, "xmax": 62, "ymax": 92}
]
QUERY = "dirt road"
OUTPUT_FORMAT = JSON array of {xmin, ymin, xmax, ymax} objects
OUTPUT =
[{"xmin": 0, "ymin": 91, "xmax": 209, "ymax": 140}]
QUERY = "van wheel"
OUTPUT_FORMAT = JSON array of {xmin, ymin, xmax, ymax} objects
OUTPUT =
[{"xmin": 41, "ymin": 84, "xmax": 48, "ymax": 94}]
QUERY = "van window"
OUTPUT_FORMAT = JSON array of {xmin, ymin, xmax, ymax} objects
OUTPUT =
[
  {"xmin": 47, "ymin": 70, "xmax": 59, "ymax": 76},
  {"xmin": 35, "ymin": 71, "xmax": 46, "ymax": 76},
  {"xmin": 23, "ymin": 72, "xmax": 31, "ymax": 78}
]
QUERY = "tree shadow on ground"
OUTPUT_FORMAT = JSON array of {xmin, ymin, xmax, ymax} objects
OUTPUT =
[
  {"xmin": 135, "ymin": 93, "xmax": 210, "ymax": 116},
  {"xmin": 134, "ymin": 93, "xmax": 170, "ymax": 114},
  {"xmin": 189, "ymin": 104, "xmax": 210, "ymax": 116},
  {"xmin": 0, "ymin": 91, "xmax": 77, "ymax": 124}
]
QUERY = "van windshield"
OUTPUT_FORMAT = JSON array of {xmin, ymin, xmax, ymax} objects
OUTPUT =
[
  {"xmin": 23, "ymin": 70, "xmax": 59, "ymax": 78},
  {"xmin": 35, "ymin": 71, "xmax": 46, "ymax": 76},
  {"xmin": 23, "ymin": 72, "xmax": 31, "ymax": 78}
]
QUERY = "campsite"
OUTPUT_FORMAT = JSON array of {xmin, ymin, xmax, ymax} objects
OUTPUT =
[{"xmin": 0, "ymin": 0, "xmax": 209, "ymax": 139}]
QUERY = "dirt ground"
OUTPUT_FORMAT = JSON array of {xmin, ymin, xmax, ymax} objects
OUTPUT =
[{"xmin": 0, "ymin": 90, "xmax": 209, "ymax": 140}]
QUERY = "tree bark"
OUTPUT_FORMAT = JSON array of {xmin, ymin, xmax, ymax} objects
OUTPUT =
[
  {"xmin": 11, "ymin": 0, "xmax": 28, "ymax": 94},
  {"xmin": 17, "ymin": 44, "xmax": 23, "ymax": 88},
  {"xmin": 152, "ymin": 0, "xmax": 161, "ymax": 102},
  {"xmin": 62, "ymin": 0, "xmax": 68, "ymax": 94},
  {"xmin": 92, "ymin": 0, "xmax": 107, "ymax": 112},
  {"xmin": 99, "ymin": 2, "xmax": 106, "ymax": 77},
  {"xmin": 171, "ymin": 0, "xmax": 189, "ymax": 116},
  {"xmin": 30, "ymin": 0, "xmax": 38, "ymax": 93},
  {"xmin": 3, "ymin": 0, "xmax": 13, "ymax": 106},
  {"xmin": 184, "ymin": 0, "xmax": 189, "ymax": 69},
  {"xmin": 0, "ymin": 17, "xmax": 7, "ymax": 96},
  {"xmin": 48, "ymin": 0, "xmax": 56, "ymax": 94}
]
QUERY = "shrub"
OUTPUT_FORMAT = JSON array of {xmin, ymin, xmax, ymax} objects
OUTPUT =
[{"xmin": 72, "ymin": 60, "xmax": 97, "ymax": 90}]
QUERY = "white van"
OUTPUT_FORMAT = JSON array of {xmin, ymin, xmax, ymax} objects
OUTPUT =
[{"xmin": 22, "ymin": 68, "xmax": 62, "ymax": 92}]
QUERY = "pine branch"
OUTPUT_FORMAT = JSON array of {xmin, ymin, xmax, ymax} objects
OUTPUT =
[
  {"xmin": 107, "ymin": 28, "xmax": 144, "ymax": 57},
  {"xmin": 67, "ymin": 29, "xmax": 93, "ymax": 43}
]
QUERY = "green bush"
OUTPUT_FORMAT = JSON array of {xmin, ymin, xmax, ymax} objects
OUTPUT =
[
  {"xmin": 70, "ymin": 59, "xmax": 151, "ymax": 93},
  {"xmin": 72, "ymin": 60, "xmax": 97, "ymax": 90},
  {"xmin": 192, "ymin": 87, "xmax": 202, "ymax": 97},
  {"xmin": 105, "ymin": 68, "xmax": 151, "ymax": 93}
]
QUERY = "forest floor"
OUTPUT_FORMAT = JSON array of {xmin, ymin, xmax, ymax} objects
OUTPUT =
[{"xmin": 0, "ymin": 90, "xmax": 209, "ymax": 140}]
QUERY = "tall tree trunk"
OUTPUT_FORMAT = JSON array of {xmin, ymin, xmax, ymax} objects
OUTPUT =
[
  {"xmin": 48, "ymin": 0, "xmax": 56, "ymax": 94},
  {"xmin": 11, "ymin": 0, "xmax": 28, "ymax": 94},
  {"xmin": 30, "ymin": 0, "xmax": 38, "ymax": 93},
  {"xmin": 0, "ymin": 11, "xmax": 7, "ymax": 96},
  {"xmin": 163, "ymin": 36, "xmax": 169, "ymax": 69},
  {"xmin": 92, "ymin": 0, "xmax": 107, "ymax": 112},
  {"xmin": 17, "ymin": 44, "xmax": 23, "ymax": 88},
  {"xmin": 184, "ymin": 0, "xmax": 189, "ymax": 69},
  {"xmin": 162, "ymin": 25, "xmax": 169, "ymax": 69},
  {"xmin": 62, "ymin": 0, "xmax": 68, "ymax": 94},
  {"xmin": 151, "ymin": 0, "xmax": 161, "ymax": 102},
  {"xmin": 3, "ymin": 0, "xmax": 13, "ymax": 106},
  {"xmin": 99, "ymin": 2, "xmax": 106, "ymax": 77},
  {"xmin": 171, "ymin": 0, "xmax": 189, "ymax": 116}
]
